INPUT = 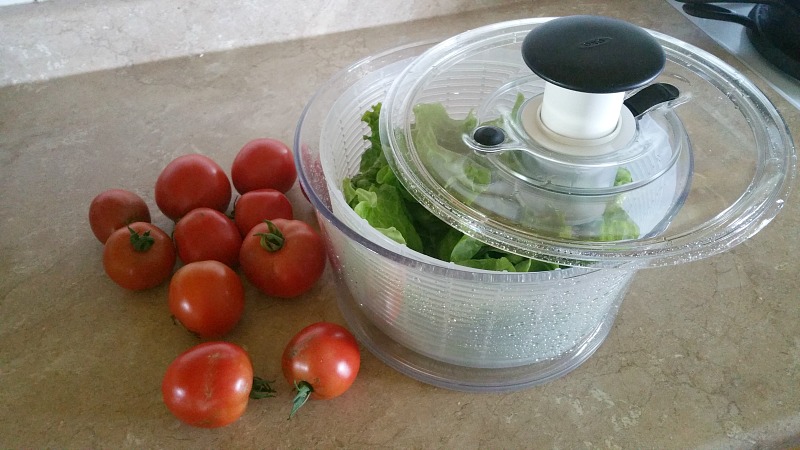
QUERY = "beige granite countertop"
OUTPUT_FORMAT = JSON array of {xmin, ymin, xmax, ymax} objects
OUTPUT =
[
  {"xmin": 0, "ymin": 0, "xmax": 526, "ymax": 86},
  {"xmin": 1, "ymin": 1, "xmax": 799, "ymax": 448}
]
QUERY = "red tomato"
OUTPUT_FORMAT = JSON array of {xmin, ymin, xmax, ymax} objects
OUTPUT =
[
  {"xmin": 231, "ymin": 138, "xmax": 296, "ymax": 194},
  {"xmin": 102, "ymin": 222, "xmax": 176, "ymax": 290},
  {"xmin": 155, "ymin": 154, "xmax": 232, "ymax": 221},
  {"xmin": 162, "ymin": 341, "xmax": 253, "ymax": 428},
  {"xmin": 233, "ymin": 189, "xmax": 294, "ymax": 237},
  {"xmin": 282, "ymin": 322, "xmax": 361, "ymax": 418},
  {"xmin": 89, "ymin": 189, "xmax": 151, "ymax": 243},
  {"xmin": 168, "ymin": 261, "xmax": 244, "ymax": 338},
  {"xmin": 239, "ymin": 219, "xmax": 326, "ymax": 298},
  {"xmin": 173, "ymin": 207, "xmax": 242, "ymax": 267}
]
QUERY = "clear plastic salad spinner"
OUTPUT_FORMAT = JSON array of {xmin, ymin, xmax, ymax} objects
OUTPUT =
[{"xmin": 380, "ymin": 15, "xmax": 796, "ymax": 268}]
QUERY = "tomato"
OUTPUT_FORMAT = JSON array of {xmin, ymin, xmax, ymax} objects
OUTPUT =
[
  {"xmin": 239, "ymin": 219, "xmax": 326, "ymax": 298},
  {"xmin": 102, "ymin": 222, "xmax": 176, "ymax": 290},
  {"xmin": 168, "ymin": 261, "xmax": 244, "ymax": 338},
  {"xmin": 89, "ymin": 189, "xmax": 151, "ymax": 243},
  {"xmin": 233, "ymin": 189, "xmax": 294, "ymax": 237},
  {"xmin": 173, "ymin": 207, "xmax": 242, "ymax": 267},
  {"xmin": 231, "ymin": 138, "xmax": 296, "ymax": 194},
  {"xmin": 281, "ymin": 322, "xmax": 361, "ymax": 418},
  {"xmin": 155, "ymin": 154, "xmax": 232, "ymax": 221},
  {"xmin": 162, "ymin": 341, "xmax": 253, "ymax": 428}
]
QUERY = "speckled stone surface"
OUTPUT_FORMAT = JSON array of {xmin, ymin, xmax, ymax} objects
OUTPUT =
[
  {"xmin": 1, "ymin": 1, "xmax": 799, "ymax": 448},
  {"xmin": 0, "ymin": 0, "xmax": 525, "ymax": 86}
]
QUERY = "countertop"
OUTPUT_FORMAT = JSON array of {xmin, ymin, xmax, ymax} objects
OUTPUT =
[{"xmin": 1, "ymin": 1, "xmax": 799, "ymax": 448}]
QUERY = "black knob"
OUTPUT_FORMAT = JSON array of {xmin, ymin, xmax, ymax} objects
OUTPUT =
[
  {"xmin": 473, "ymin": 126, "xmax": 506, "ymax": 146},
  {"xmin": 521, "ymin": 16, "xmax": 665, "ymax": 93}
]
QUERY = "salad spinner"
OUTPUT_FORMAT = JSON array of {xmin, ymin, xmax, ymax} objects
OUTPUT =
[{"xmin": 294, "ymin": 16, "xmax": 796, "ymax": 391}]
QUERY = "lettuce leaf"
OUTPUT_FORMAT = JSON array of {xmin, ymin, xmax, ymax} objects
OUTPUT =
[
  {"xmin": 410, "ymin": 103, "xmax": 492, "ymax": 203},
  {"xmin": 345, "ymin": 101, "xmax": 648, "ymax": 272}
]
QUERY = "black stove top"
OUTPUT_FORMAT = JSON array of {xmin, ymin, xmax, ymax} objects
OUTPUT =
[{"xmin": 668, "ymin": 1, "xmax": 800, "ymax": 110}]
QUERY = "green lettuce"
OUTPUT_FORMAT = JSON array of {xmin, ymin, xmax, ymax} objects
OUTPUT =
[
  {"xmin": 597, "ymin": 168, "xmax": 639, "ymax": 241},
  {"xmin": 410, "ymin": 103, "xmax": 492, "ymax": 202},
  {"xmin": 342, "ymin": 101, "xmax": 641, "ymax": 271},
  {"xmin": 343, "ymin": 102, "xmax": 546, "ymax": 271}
]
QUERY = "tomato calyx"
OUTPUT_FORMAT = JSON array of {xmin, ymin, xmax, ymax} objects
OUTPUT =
[
  {"xmin": 250, "ymin": 377, "xmax": 277, "ymax": 399},
  {"xmin": 255, "ymin": 220, "xmax": 284, "ymax": 252},
  {"xmin": 289, "ymin": 380, "xmax": 314, "ymax": 419},
  {"xmin": 128, "ymin": 226, "xmax": 155, "ymax": 252}
]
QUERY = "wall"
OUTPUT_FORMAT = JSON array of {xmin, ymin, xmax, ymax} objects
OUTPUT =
[
  {"xmin": 0, "ymin": 0, "xmax": 46, "ymax": 6},
  {"xmin": 0, "ymin": 0, "xmax": 526, "ymax": 86}
]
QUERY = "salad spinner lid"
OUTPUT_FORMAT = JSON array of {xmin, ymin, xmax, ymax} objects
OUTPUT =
[{"xmin": 380, "ymin": 16, "xmax": 796, "ymax": 268}]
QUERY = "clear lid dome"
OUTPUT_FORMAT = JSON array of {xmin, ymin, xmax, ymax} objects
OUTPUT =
[{"xmin": 380, "ymin": 17, "xmax": 796, "ymax": 267}]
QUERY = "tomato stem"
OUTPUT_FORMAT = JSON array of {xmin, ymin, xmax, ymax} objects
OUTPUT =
[
  {"xmin": 250, "ymin": 377, "xmax": 277, "ymax": 399},
  {"xmin": 128, "ymin": 226, "xmax": 154, "ymax": 252},
  {"xmin": 228, "ymin": 195, "xmax": 239, "ymax": 220},
  {"xmin": 289, "ymin": 381, "xmax": 313, "ymax": 419},
  {"xmin": 255, "ymin": 220, "xmax": 284, "ymax": 252}
]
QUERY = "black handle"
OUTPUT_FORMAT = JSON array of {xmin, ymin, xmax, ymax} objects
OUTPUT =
[
  {"xmin": 674, "ymin": 0, "xmax": 800, "ymax": 14},
  {"xmin": 675, "ymin": 0, "xmax": 788, "ymax": 8},
  {"xmin": 681, "ymin": 3, "xmax": 757, "ymax": 29},
  {"xmin": 624, "ymin": 83, "xmax": 680, "ymax": 118}
]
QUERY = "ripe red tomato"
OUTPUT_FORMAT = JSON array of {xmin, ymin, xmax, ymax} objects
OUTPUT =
[
  {"xmin": 102, "ymin": 222, "xmax": 176, "ymax": 290},
  {"xmin": 282, "ymin": 322, "xmax": 361, "ymax": 418},
  {"xmin": 233, "ymin": 188, "xmax": 294, "ymax": 237},
  {"xmin": 89, "ymin": 189, "xmax": 151, "ymax": 243},
  {"xmin": 162, "ymin": 341, "xmax": 253, "ymax": 428},
  {"xmin": 155, "ymin": 154, "xmax": 232, "ymax": 221},
  {"xmin": 168, "ymin": 261, "xmax": 244, "ymax": 338},
  {"xmin": 231, "ymin": 138, "xmax": 296, "ymax": 194},
  {"xmin": 239, "ymin": 219, "xmax": 326, "ymax": 298},
  {"xmin": 173, "ymin": 207, "xmax": 242, "ymax": 267}
]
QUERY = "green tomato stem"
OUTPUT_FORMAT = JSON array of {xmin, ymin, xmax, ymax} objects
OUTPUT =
[
  {"xmin": 128, "ymin": 226, "xmax": 154, "ymax": 252},
  {"xmin": 289, "ymin": 381, "xmax": 314, "ymax": 419},
  {"xmin": 250, "ymin": 377, "xmax": 277, "ymax": 399},
  {"xmin": 255, "ymin": 220, "xmax": 284, "ymax": 252},
  {"xmin": 227, "ymin": 195, "xmax": 240, "ymax": 220}
]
